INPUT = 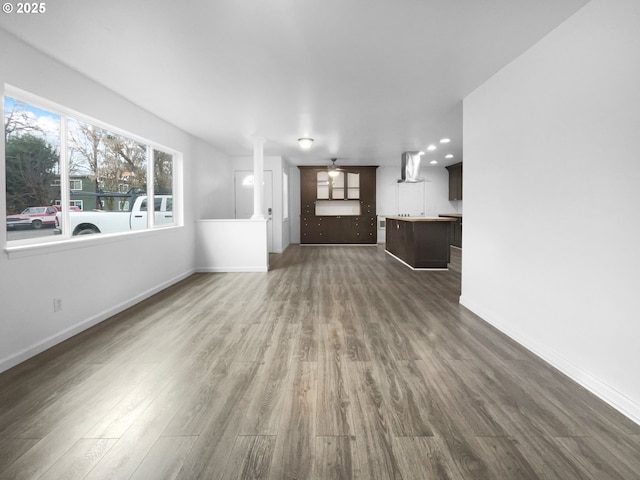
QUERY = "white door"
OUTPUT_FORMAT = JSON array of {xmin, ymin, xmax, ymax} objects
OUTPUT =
[{"xmin": 234, "ymin": 170, "xmax": 274, "ymax": 252}]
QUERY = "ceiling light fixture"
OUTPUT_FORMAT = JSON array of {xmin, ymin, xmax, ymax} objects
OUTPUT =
[
  {"xmin": 440, "ymin": 138, "xmax": 451, "ymax": 143},
  {"xmin": 427, "ymin": 144, "xmax": 437, "ymax": 151},
  {"xmin": 445, "ymin": 154, "xmax": 454, "ymax": 159},
  {"xmin": 298, "ymin": 137, "xmax": 314, "ymax": 149},
  {"xmin": 430, "ymin": 160, "xmax": 438, "ymax": 165},
  {"xmin": 328, "ymin": 158, "xmax": 340, "ymax": 177}
]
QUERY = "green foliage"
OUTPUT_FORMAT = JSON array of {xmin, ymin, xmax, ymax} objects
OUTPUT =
[{"xmin": 5, "ymin": 134, "xmax": 59, "ymax": 214}]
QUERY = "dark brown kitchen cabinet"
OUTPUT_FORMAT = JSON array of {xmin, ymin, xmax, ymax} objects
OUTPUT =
[
  {"xmin": 438, "ymin": 214, "xmax": 462, "ymax": 248},
  {"xmin": 386, "ymin": 216, "xmax": 454, "ymax": 269},
  {"xmin": 299, "ymin": 166, "xmax": 377, "ymax": 244},
  {"xmin": 300, "ymin": 214, "xmax": 326, "ymax": 243},
  {"xmin": 446, "ymin": 162, "xmax": 463, "ymax": 201}
]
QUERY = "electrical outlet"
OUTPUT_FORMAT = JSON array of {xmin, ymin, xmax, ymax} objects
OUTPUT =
[{"xmin": 53, "ymin": 298, "xmax": 62, "ymax": 313}]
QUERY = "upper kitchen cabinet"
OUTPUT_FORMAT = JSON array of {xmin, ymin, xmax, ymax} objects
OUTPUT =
[
  {"xmin": 300, "ymin": 166, "xmax": 376, "ymax": 205},
  {"xmin": 446, "ymin": 162, "xmax": 463, "ymax": 201}
]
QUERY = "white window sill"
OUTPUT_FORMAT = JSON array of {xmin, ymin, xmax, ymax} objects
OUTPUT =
[{"xmin": 4, "ymin": 225, "xmax": 182, "ymax": 260}]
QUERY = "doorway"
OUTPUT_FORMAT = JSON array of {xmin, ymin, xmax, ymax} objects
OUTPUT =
[{"xmin": 234, "ymin": 170, "xmax": 274, "ymax": 253}]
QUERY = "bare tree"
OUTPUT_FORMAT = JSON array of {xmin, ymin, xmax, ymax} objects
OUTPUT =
[
  {"xmin": 102, "ymin": 134, "xmax": 147, "ymax": 192},
  {"xmin": 154, "ymin": 150, "xmax": 173, "ymax": 192},
  {"xmin": 68, "ymin": 121, "xmax": 108, "ymax": 208},
  {"xmin": 4, "ymin": 102, "xmax": 43, "ymax": 141}
]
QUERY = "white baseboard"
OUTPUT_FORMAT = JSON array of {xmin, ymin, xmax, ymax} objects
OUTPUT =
[
  {"xmin": 459, "ymin": 295, "xmax": 640, "ymax": 427},
  {"xmin": 195, "ymin": 267, "xmax": 268, "ymax": 273},
  {"xmin": 0, "ymin": 269, "xmax": 195, "ymax": 374}
]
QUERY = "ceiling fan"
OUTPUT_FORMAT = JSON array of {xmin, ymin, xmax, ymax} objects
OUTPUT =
[{"xmin": 327, "ymin": 158, "xmax": 356, "ymax": 177}]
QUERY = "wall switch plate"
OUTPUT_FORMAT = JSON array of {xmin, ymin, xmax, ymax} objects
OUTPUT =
[{"xmin": 53, "ymin": 298, "xmax": 62, "ymax": 312}]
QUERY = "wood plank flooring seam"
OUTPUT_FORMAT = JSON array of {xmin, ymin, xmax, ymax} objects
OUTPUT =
[{"xmin": 1, "ymin": 245, "xmax": 637, "ymax": 480}]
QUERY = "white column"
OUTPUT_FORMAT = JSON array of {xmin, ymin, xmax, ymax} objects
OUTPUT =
[{"xmin": 251, "ymin": 136, "xmax": 266, "ymax": 219}]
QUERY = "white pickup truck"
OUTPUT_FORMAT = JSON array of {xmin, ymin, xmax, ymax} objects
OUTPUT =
[{"xmin": 55, "ymin": 195, "xmax": 173, "ymax": 235}]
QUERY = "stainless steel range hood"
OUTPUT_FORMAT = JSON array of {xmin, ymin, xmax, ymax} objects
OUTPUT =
[{"xmin": 398, "ymin": 151, "xmax": 425, "ymax": 183}]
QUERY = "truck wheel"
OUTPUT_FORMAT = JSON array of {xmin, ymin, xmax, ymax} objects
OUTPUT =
[
  {"xmin": 77, "ymin": 227, "xmax": 98, "ymax": 235},
  {"xmin": 32, "ymin": 219, "xmax": 43, "ymax": 229}
]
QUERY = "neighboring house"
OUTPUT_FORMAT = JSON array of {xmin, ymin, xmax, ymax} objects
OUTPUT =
[{"xmin": 51, "ymin": 175, "xmax": 96, "ymax": 211}]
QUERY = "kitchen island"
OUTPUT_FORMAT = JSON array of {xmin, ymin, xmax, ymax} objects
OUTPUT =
[
  {"xmin": 385, "ymin": 216, "xmax": 456, "ymax": 269},
  {"xmin": 438, "ymin": 213, "xmax": 462, "ymax": 248}
]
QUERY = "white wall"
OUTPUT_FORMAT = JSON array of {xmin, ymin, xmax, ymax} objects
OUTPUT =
[
  {"xmin": 195, "ymin": 219, "xmax": 268, "ymax": 272},
  {"xmin": 461, "ymin": 0, "xmax": 640, "ymax": 423},
  {"xmin": 195, "ymin": 139, "xmax": 234, "ymax": 219},
  {"xmin": 377, "ymin": 165, "xmax": 459, "ymax": 216},
  {"xmin": 0, "ymin": 29, "xmax": 232, "ymax": 372}
]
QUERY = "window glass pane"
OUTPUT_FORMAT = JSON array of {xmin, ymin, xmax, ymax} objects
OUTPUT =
[
  {"xmin": 67, "ymin": 119, "xmax": 148, "ymax": 234},
  {"xmin": 5, "ymin": 97, "xmax": 61, "ymax": 241},
  {"xmin": 347, "ymin": 172, "xmax": 360, "ymax": 199},
  {"xmin": 153, "ymin": 149, "xmax": 173, "ymax": 227},
  {"xmin": 317, "ymin": 171, "xmax": 329, "ymax": 199},
  {"xmin": 332, "ymin": 172, "xmax": 345, "ymax": 199}
]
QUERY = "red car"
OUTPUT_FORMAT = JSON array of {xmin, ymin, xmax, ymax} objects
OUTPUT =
[{"xmin": 6, "ymin": 206, "xmax": 60, "ymax": 230}]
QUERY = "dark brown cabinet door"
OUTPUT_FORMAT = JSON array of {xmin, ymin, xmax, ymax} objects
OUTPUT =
[
  {"xmin": 358, "ymin": 168, "xmax": 377, "ymax": 200},
  {"xmin": 385, "ymin": 219, "xmax": 398, "ymax": 255},
  {"xmin": 300, "ymin": 169, "xmax": 317, "ymax": 204},
  {"xmin": 446, "ymin": 162, "xmax": 463, "ymax": 201},
  {"xmin": 452, "ymin": 219, "xmax": 462, "ymax": 248},
  {"xmin": 354, "ymin": 215, "xmax": 377, "ymax": 243},
  {"xmin": 302, "ymin": 216, "xmax": 327, "ymax": 243},
  {"xmin": 326, "ymin": 217, "xmax": 348, "ymax": 243},
  {"xmin": 437, "ymin": 214, "xmax": 462, "ymax": 248}
]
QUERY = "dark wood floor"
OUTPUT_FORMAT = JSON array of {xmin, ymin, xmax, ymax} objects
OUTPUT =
[{"xmin": 1, "ymin": 245, "xmax": 639, "ymax": 479}]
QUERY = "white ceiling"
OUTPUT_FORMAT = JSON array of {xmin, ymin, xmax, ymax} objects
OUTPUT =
[{"xmin": 0, "ymin": 0, "xmax": 589, "ymax": 167}]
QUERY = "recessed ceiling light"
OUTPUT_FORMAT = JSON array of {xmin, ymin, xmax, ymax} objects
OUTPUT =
[
  {"xmin": 427, "ymin": 144, "xmax": 437, "ymax": 151},
  {"xmin": 445, "ymin": 154, "xmax": 454, "ymax": 159},
  {"xmin": 439, "ymin": 138, "xmax": 450, "ymax": 143},
  {"xmin": 430, "ymin": 160, "xmax": 438, "ymax": 165}
]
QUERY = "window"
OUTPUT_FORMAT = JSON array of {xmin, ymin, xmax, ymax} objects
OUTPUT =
[
  {"xmin": 4, "ymin": 96, "xmax": 61, "ymax": 239},
  {"xmin": 4, "ymin": 87, "xmax": 181, "ymax": 244}
]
